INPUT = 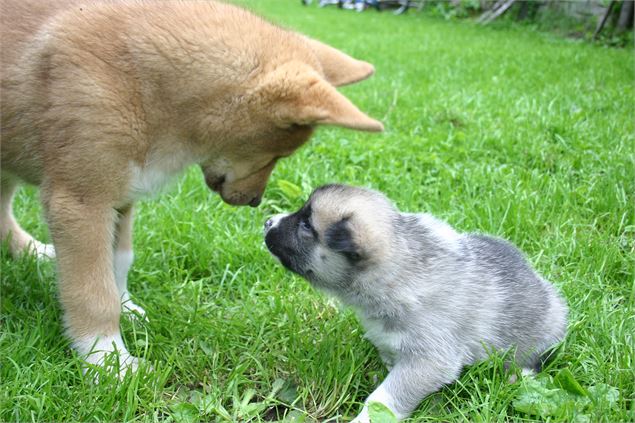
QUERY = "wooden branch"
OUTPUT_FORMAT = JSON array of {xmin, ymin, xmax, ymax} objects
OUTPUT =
[
  {"xmin": 481, "ymin": 0, "xmax": 517, "ymax": 24},
  {"xmin": 477, "ymin": 0, "xmax": 504, "ymax": 23},
  {"xmin": 479, "ymin": 0, "xmax": 503, "ymax": 21},
  {"xmin": 593, "ymin": 0, "xmax": 617, "ymax": 39}
]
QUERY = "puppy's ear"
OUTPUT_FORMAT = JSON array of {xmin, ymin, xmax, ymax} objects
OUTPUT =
[
  {"xmin": 304, "ymin": 37, "xmax": 375, "ymax": 87},
  {"xmin": 326, "ymin": 218, "xmax": 363, "ymax": 262},
  {"xmin": 254, "ymin": 62, "xmax": 383, "ymax": 132}
]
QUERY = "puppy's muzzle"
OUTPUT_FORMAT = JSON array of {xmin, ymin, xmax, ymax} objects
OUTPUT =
[
  {"xmin": 204, "ymin": 172, "xmax": 262, "ymax": 207},
  {"xmin": 205, "ymin": 174, "xmax": 225, "ymax": 193},
  {"xmin": 264, "ymin": 214, "xmax": 285, "ymax": 235},
  {"xmin": 249, "ymin": 196, "xmax": 262, "ymax": 207}
]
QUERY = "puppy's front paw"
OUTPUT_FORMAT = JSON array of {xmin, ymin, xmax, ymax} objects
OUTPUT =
[
  {"xmin": 508, "ymin": 367, "xmax": 536, "ymax": 384},
  {"xmin": 122, "ymin": 299, "xmax": 147, "ymax": 321},
  {"xmin": 85, "ymin": 351, "xmax": 141, "ymax": 380},
  {"xmin": 121, "ymin": 293, "xmax": 148, "ymax": 321},
  {"xmin": 76, "ymin": 333, "xmax": 141, "ymax": 380},
  {"xmin": 354, "ymin": 398, "xmax": 402, "ymax": 422},
  {"xmin": 350, "ymin": 408, "xmax": 370, "ymax": 423},
  {"xmin": 29, "ymin": 240, "xmax": 56, "ymax": 260}
]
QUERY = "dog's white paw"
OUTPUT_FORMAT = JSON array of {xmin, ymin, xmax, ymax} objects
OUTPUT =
[
  {"xmin": 352, "ymin": 404, "xmax": 402, "ymax": 423},
  {"xmin": 123, "ymin": 301, "xmax": 147, "ymax": 321},
  {"xmin": 121, "ymin": 293, "xmax": 147, "ymax": 321},
  {"xmin": 354, "ymin": 394, "xmax": 404, "ymax": 422},
  {"xmin": 85, "ymin": 350, "xmax": 141, "ymax": 379},
  {"xmin": 350, "ymin": 409, "xmax": 370, "ymax": 423},
  {"xmin": 29, "ymin": 240, "xmax": 56, "ymax": 259},
  {"xmin": 508, "ymin": 367, "xmax": 536, "ymax": 384},
  {"xmin": 76, "ymin": 333, "xmax": 140, "ymax": 380}
]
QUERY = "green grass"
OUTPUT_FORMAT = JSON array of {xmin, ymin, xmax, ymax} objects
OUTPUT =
[{"xmin": 1, "ymin": 1, "xmax": 633, "ymax": 421}]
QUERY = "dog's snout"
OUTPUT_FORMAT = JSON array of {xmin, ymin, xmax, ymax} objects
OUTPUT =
[
  {"xmin": 249, "ymin": 196, "xmax": 262, "ymax": 207},
  {"xmin": 204, "ymin": 173, "xmax": 225, "ymax": 193},
  {"xmin": 264, "ymin": 214, "xmax": 286, "ymax": 234}
]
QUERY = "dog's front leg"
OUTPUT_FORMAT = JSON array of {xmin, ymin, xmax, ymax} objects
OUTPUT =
[
  {"xmin": 45, "ymin": 189, "xmax": 137, "ymax": 376},
  {"xmin": 114, "ymin": 205, "xmax": 146, "ymax": 319},
  {"xmin": 352, "ymin": 354, "xmax": 463, "ymax": 422}
]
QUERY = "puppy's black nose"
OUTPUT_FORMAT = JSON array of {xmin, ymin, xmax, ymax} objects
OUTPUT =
[
  {"xmin": 264, "ymin": 218, "xmax": 273, "ymax": 230},
  {"xmin": 249, "ymin": 196, "xmax": 261, "ymax": 207}
]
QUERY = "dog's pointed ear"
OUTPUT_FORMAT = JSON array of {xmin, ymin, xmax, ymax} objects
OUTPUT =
[
  {"xmin": 304, "ymin": 37, "xmax": 375, "ymax": 87},
  {"xmin": 325, "ymin": 218, "xmax": 363, "ymax": 262},
  {"xmin": 255, "ymin": 62, "xmax": 383, "ymax": 132},
  {"xmin": 302, "ymin": 79, "xmax": 384, "ymax": 131}
]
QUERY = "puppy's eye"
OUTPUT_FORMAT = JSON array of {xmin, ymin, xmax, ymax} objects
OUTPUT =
[
  {"xmin": 300, "ymin": 218, "xmax": 312, "ymax": 233},
  {"xmin": 345, "ymin": 251, "xmax": 362, "ymax": 262},
  {"xmin": 300, "ymin": 219, "xmax": 313, "ymax": 232}
]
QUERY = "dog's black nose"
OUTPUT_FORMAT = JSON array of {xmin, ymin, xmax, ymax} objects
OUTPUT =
[
  {"xmin": 264, "ymin": 218, "xmax": 273, "ymax": 230},
  {"xmin": 249, "ymin": 196, "xmax": 261, "ymax": 207}
]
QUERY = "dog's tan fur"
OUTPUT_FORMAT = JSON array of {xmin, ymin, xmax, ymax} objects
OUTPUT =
[{"xmin": 0, "ymin": 0, "xmax": 382, "ymax": 372}]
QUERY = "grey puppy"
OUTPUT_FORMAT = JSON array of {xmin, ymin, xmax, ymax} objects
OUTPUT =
[{"xmin": 264, "ymin": 184, "xmax": 568, "ymax": 422}]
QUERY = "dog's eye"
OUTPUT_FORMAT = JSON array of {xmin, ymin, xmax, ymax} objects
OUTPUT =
[{"xmin": 299, "ymin": 218, "xmax": 312, "ymax": 233}]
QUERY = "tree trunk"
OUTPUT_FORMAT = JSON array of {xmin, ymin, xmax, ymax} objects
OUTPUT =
[
  {"xmin": 517, "ymin": 0, "xmax": 529, "ymax": 20},
  {"xmin": 477, "ymin": 0, "xmax": 506, "ymax": 23},
  {"xmin": 617, "ymin": 0, "xmax": 634, "ymax": 32},
  {"xmin": 481, "ymin": 0, "xmax": 517, "ymax": 24},
  {"xmin": 593, "ymin": 0, "xmax": 616, "ymax": 39}
]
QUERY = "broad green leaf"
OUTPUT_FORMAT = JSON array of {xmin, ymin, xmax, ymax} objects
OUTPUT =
[
  {"xmin": 277, "ymin": 380, "xmax": 300, "ymax": 404},
  {"xmin": 513, "ymin": 377, "xmax": 569, "ymax": 417},
  {"xmin": 170, "ymin": 402, "xmax": 199, "ymax": 423},
  {"xmin": 198, "ymin": 340, "xmax": 213, "ymax": 355},
  {"xmin": 277, "ymin": 180, "xmax": 302, "ymax": 200},
  {"xmin": 368, "ymin": 402, "xmax": 398, "ymax": 423},
  {"xmin": 554, "ymin": 368, "xmax": 588, "ymax": 396},
  {"xmin": 283, "ymin": 409, "xmax": 307, "ymax": 422},
  {"xmin": 269, "ymin": 378, "xmax": 285, "ymax": 398},
  {"xmin": 512, "ymin": 374, "xmax": 619, "ymax": 422}
]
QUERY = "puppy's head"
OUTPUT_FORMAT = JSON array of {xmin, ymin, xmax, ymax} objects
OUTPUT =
[
  {"xmin": 197, "ymin": 40, "xmax": 382, "ymax": 207},
  {"xmin": 264, "ymin": 184, "xmax": 397, "ymax": 291},
  {"xmin": 200, "ymin": 123, "xmax": 314, "ymax": 207}
]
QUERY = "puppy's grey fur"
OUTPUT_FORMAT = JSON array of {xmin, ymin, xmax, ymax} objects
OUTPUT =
[{"xmin": 264, "ymin": 184, "xmax": 568, "ymax": 422}]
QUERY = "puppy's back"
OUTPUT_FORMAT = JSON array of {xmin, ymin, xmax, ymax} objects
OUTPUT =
[{"xmin": 465, "ymin": 234, "xmax": 568, "ymax": 368}]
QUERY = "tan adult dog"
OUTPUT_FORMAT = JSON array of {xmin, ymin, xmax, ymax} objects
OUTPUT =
[{"xmin": 0, "ymin": 0, "xmax": 382, "ymax": 374}]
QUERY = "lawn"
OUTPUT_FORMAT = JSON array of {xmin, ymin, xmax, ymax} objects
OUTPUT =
[{"xmin": 1, "ymin": 1, "xmax": 633, "ymax": 422}]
